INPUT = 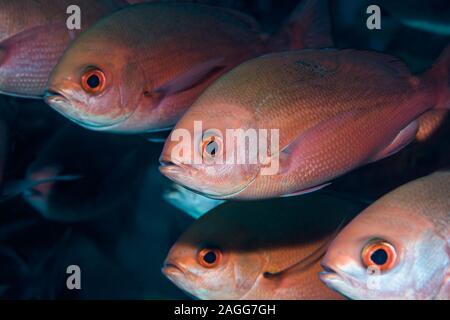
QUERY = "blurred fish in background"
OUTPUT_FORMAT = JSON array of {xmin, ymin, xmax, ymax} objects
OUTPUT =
[
  {"xmin": 0, "ymin": 0, "xmax": 127, "ymax": 98},
  {"xmin": 380, "ymin": 0, "xmax": 450, "ymax": 36},
  {"xmin": 0, "ymin": 105, "xmax": 193, "ymax": 298},
  {"xmin": 0, "ymin": 0, "xmax": 448, "ymax": 300},
  {"xmin": 2, "ymin": 125, "xmax": 153, "ymax": 222}
]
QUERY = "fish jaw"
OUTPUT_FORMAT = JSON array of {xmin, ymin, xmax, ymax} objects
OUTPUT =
[
  {"xmin": 159, "ymin": 161, "xmax": 254, "ymax": 200},
  {"xmin": 319, "ymin": 240, "xmax": 385, "ymax": 300},
  {"xmin": 319, "ymin": 263, "xmax": 361, "ymax": 299},
  {"xmin": 162, "ymin": 259, "xmax": 208, "ymax": 300},
  {"xmin": 44, "ymin": 87, "xmax": 136, "ymax": 132},
  {"xmin": 162, "ymin": 260, "xmax": 188, "ymax": 290}
]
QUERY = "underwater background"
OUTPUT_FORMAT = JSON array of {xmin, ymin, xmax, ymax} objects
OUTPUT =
[{"xmin": 0, "ymin": 0, "xmax": 449, "ymax": 299}]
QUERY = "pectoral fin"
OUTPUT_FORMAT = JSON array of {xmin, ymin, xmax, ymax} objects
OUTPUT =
[
  {"xmin": 263, "ymin": 235, "xmax": 330, "ymax": 280},
  {"xmin": 281, "ymin": 183, "xmax": 332, "ymax": 198},
  {"xmin": 278, "ymin": 109, "xmax": 363, "ymax": 174},
  {"xmin": 263, "ymin": 219, "xmax": 346, "ymax": 280},
  {"xmin": 368, "ymin": 121, "xmax": 418, "ymax": 163},
  {"xmin": 153, "ymin": 57, "xmax": 226, "ymax": 96}
]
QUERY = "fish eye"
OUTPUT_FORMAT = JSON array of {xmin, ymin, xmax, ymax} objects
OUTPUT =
[
  {"xmin": 362, "ymin": 240, "xmax": 397, "ymax": 271},
  {"xmin": 197, "ymin": 248, "xmax": 222, "ymax": 268},
  {"xmin": 201, "ymin": 134, "xmax": 223, "ymax": 159},
  {"xmin": 81, "ymin": 68, "xmax": 106, "ymax": 94}
]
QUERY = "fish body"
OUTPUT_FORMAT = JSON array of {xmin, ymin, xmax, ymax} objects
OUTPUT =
[
  {"xmin": 321, "ymin": 171, "xmax": 450, "ymax": 300},
  {"xmin": 45, "ymin": 0, "xmax": 332, "ymax": 133},
  {"xmin": 160, "ymin": 46, "xmax": 450, "ymax": 200},
  {"xmin": 163, "ymin": 192, "xmax": 365, "ymax": 300},
  {"xmin": 0, "ymin": 0, "xmax": 126, "ymax": 98}
]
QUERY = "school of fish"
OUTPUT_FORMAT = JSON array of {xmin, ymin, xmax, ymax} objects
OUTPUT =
[{"xmin": 0, "ymin": 0, "xmax": 448, "ymax": 300}]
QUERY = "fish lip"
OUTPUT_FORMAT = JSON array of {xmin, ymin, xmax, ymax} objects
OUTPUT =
[
  {"xmin": 159, "ymin": 157, "xmax": 197, "ymax": 173},
  {"xmin": 162, "ymin": 261, "xmax": 185, "ymax": 279},
  {"xmin": 44, "ymin": 88, "xmax": 135, "ymax": 131},
  {"xmin": 319, "ymin": 262, "xmax": 357, "ymax": 290},
  {"xmin": 319, "ymin": 266, "xmax": 340, "ymax": 282},
  {"xmin": 159, "ymin": 161, "xmax": 255, "ymax": 200},
  {"xmin": 44, "ymin": 89, "xmax": 68, "ymax": 103}
]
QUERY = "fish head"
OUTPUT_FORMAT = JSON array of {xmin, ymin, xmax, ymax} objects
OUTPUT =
[
  {"xmin": 320, "ymin": 204, "xmax": 448, "ymax": 299},
  {"xmin": 162, "ymin": 211, "xmax": 265, "ymax": 300},
  {"xmin": 159, "ymin": 103, "xmax": 262, "ymax": 199},
  {"xmin": 44, "ymin": 26, "xmax": 145, "ymax": 132}
]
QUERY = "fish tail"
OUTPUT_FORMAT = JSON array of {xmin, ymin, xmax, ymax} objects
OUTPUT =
[
  {"xmin": 268, "ymin": 0, "xmax": 333, "ymax": 51},
  {"xmin": 425, "ymin": 44, "xmax": 450, "ymax": 110}
]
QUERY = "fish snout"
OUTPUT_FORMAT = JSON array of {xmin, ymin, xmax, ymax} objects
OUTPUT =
[
  {"xmin": 318, "ymin": 260, "xmax": 341, "ymax": 282},
  {"xmin": 44, "ymin": 89, "xmax": 69, "ymax": 105},
  {"xmin": 162, "ymin": 259, "xmax": 187, "ymax": 282}
]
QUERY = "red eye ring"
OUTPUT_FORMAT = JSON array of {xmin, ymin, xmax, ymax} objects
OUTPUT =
[
  {"xmin": 362, "ymin": 240, "xmax": 397, "ymax": 272},
  {"xmin": 197, "ymin": 248, "xmax": 222, "ymax": 268},
  {"xmin": 81, "ymin": 68, "xmax": 106, "ymax": 94}
]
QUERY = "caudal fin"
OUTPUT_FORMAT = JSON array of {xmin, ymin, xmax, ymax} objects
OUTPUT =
[
  {"xmin": 425, "ymin": 45, "xmax": 450, "ymax": 110},
  {"xmin": 270, "ymin": 0, "xmax": 333, "ymax": 50}
]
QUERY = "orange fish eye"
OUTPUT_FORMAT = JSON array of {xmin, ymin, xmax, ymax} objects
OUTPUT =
[
  {"xmin": 197, "ymin": 248, "xmax": 222, "ymax": 268},
  {"xmin": 201, "ymin": 135, "xmax": 222, "ymax": 158},
  {"xmin": 362, "ymin": 240, "xmax": 397, "ymax": 272},
  {"xmin": 81, "ymin": 68, "xmax": 106, "ymax": 94}
]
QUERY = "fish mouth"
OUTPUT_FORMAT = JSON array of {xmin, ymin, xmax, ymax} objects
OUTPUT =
[
  {"xmin": 319, "ymin": 263, "xmax": 341, "ymax": 282},
  {"xmin": 44, "ymin": 88, "xmax": 134, "ymax": 131},
  {"xmin": 319, "ymin": 262, "xmax": 357, "ymax": 293},
  {"xmin": 159, "ymin": 158, "xmax": 255, "ymax": 199},
  {"xmin": 44, "ymin": 89, "xmax": 68, "ymax": 104},
  {"xmin": 162, "ymin": 261, "xmax": 185, "ymax": 279},
  {"xmin": 159, "ymin": 157, "xmax": 195, "ymax": 174},
  {"xmin": 158, "ymin": 161, "xmax": 208, "ymax": 197}
]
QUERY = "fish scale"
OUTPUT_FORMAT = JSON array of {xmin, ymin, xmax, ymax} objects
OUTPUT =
[
  {"xmin": 0, "ymin": 0, "xmax": 126, "ymax": 97},
  {"xmin": 322, "ymin": 172, "xmax": 450, "ymax": 299},
  {"xmin": 163, "ymin": 192, "xmax": 362, "ymax": 299},
  {"xmin": 45, "ymin": 0, "xmax": 334, "ymax": 132},
  {"xmin": 161, "ymin": 48, "xmax": 448, "ymax": 199}
]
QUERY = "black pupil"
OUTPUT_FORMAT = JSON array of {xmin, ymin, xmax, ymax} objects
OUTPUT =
[
  {"xmin": 371, "ymin": 248, "xmax": 388, "ymax": 265},
  {"xmin": 206, "ymin": 141, "xmax": 218, "ymax": 156},
  {"xmin": 87, "ymin": 74, "xmax": 100, "ymax": 88},
  {"xmin": 203, "ymin": 251, "xmax": 217, "ymax": 264}
]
